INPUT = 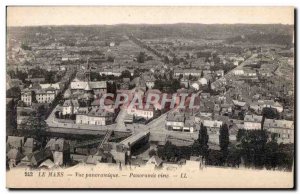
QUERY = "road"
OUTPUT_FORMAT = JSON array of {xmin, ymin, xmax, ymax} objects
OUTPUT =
[{"xmin": 115, "ymin": 108, "xmax": 127, "ymax": 130}]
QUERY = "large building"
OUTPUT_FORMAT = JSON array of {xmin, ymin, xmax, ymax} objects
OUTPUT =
[
  {"xmin": 70, "ymin": 81, "xmax": 107, "ymax": 96},
  {"xmin": 76, "ymin": 108, "xmax": 114, "ymax": 126},
  {"xmin": 99, "ymin": 69, "xmax": 134, "ymax": 77},
  {"xmin": 165, "ymin": 112, "xmax": 195, "ymax": 133},
  {"xmin": 21, "ymin": 83, "xmax": 61, "ymax": 106},
  {"xmin": 21, "ymin": 89, "xmax": 32, "ymax": 106},
  {"xmin": 250, "ymin": 100, "xmax": 283, "ymax": 113},
  {"xmin": 264, "ymin": 119, "xmax": 294, "ymax": 144},
  {"xmin": 35, "ymin": 88, "xmax": 56, "ymax": 104},
  {"xmin": 174, "ymin": 69, "xmax": 202, "ymax": 78},
  {"xmin": 244, "ymin": 114, "xmax": 263, "ymax": 130},
  {"xmin": 127, "ymin": 105, "xmax": 154, "ymax": 120},
  {"xmin": 62, "ymin": 100, "xmax": 79, "ymax": 115}
]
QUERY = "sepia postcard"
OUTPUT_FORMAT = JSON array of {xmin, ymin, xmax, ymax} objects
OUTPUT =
[{"xmin": 6, "ymin": 6, "xmax": 295, "ymax": 189}]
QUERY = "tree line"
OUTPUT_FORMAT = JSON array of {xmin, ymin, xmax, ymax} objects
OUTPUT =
[{"xmin": 155, "ymin": 122, "xmax": 293, "ymax": 171}]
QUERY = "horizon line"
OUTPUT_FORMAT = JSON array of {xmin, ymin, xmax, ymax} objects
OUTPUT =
[{"xmin": 7, "ymin": 22, "xmax": 294, "ymax": 27}]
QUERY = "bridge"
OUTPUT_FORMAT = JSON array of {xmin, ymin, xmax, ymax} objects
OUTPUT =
[{"xmin": 119, "ymin": 130, "xmax": 150, "ymax": 149}]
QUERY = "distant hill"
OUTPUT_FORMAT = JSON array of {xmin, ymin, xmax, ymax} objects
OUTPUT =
[
  {"xmin": 8, "ymin": 23, "xmax": 294, "ymax": 41},
  {"xmin": 226, "ymin": 33, "xmax": 293, "ymax": 46}
]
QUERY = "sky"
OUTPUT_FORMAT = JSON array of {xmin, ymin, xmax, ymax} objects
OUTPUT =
[{"xmin": 7, "ymin": 6, "xmax": 294, "ymax": 26}]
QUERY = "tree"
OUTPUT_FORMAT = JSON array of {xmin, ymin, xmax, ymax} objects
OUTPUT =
[
  {"xmin": 6, "ymin": 99, "xmax": 17, "ymax": 135},
  {"xmin": 262, "ymin": 107, "xmax": 279, "ymax": 119},
  {"xmin": 45, "ymin": 71, "xmax": 57, "ymax": 83},
  {"xmin": 107, "ymin": 82, "xmax": 117, "ymax": 95},
  {"xmin": 54, "ymin": 111, "xmax": 60, "ymax": 119},
  {"xmin": 226, "ymin": 146, "xmax": 241, "ymax": 167},
  {"xmin": 238, "ymin": 129, "xmax": 268, "ymax": 168},
  {"xmin": 198, "ymin": 123, "xmax": 209, "ymax": 159},
  {"xmin": 149, "ymin": 149, "xmax": 157, "ymax": 157},
  {"xmin": 163, "ymin": 56, "xmax": 170, "ymax": 64},
  {"xmin": 264, "ymin": 140, "xmax": 279, "ymax": 170},
  {"xmin": 157, "ymin": 141, "xmax": 191, "ymax": 162},
  {"xmin": 107, "ymin": 56, "xmax": 115, "ymax": 62},
  {"xmin": 153, "ymin": 80, "xmax": 164, "ymax": 91},
  {"xmin": 219, "ymin": 124, "xmax": 230, "ymax": 164},
  {"xmin": 170, "ymin": 79, "xmax": 181, "ymax": 93},
  {"xmin": 6, "ymin": 87, "xmax": 21, "ymax": 99},
  {"xmin": 21, "ymin": 42, "xmax": 32, "ymax": 50},
  {"xmin": 90, "ymin": 72, "xmax": 101, "ymax": 81},
  {"xmin": 19, "ymin": 112, "xmax": 48, "ymax": 139},
  {"xmin": 120, "ymin": 70, "xmax": 132, "ymax": 79},
  {"xmin": 137, "ymin": 52, "xmax": 145, "ymax": 63},
  {"xmin": 37, "ymin": 104, "xmax": 47, "ymax": 118},
  {"xmin": 31, "ymin": 91, "xmax": 37, "ymax": 103}
]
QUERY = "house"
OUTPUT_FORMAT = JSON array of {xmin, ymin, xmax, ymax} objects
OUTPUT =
[
  {"xmin": 21, "ymin": 82, "xmax": 61, "ymax": 105},
  {"xmin": 191, "ymin": 82, "xmax": 200, "ymax": 91},
  {"xmin": 165, "ymin": 112, "xmax": 195, "ymax": 133},
  {"xmin": 99, "ymin": 69, "xmax": 122, "ymax": 77},
  {"xmin": 21, "ymin": 89, "xmax": 32, "ymax": 106},
  {"xmin": 144, "ymin": 75, "xmax": 156, "ymax": 89},
  {"xmin": 198, "ymin": 77, "xmax": 208, "ymax": 85},
  {"xmin": 203, "ymin": 120, "xmax": 223, "ymax": 130},
  {"xmin": 62, "ymin": 100, "xmax": 79, "ymax": 115},
  {"xmin": 180, "ymin": 78, "xmax": 189, "ymax": 88},
  {"xmin": 46, "ymin": 138, "xmax": 70, "ymax": 166},
  {"xmin": 264, "ymin": 119, "xmax": 294, "ymax": 144},
  {"xmin": 7, "ymin": 136, "xmax": 24, "ymax": 150},
  {"xmin": 70, "ymin": 81, "xmax": 107, "ymax": 95},
  {"xmin": 220, "ymin": 103, "xmax": 233, "ymax": 115},
  {"xmin": 120, "ymin": 77, "xmax": 131, "ymax": 89},
  {"xmin": 35, "ymin": 88, "xmax": 56, "ymax": 104},
  {"xmin": 250, "ymin": 100, "xmax": 283, "ymax": 113},
  {"xmin": 124, "ymin": 114, "xmax": 134, "ymax": 124},
  {"xmin": 200, "ymin": 93, "xmax": 211, "ymax": 99},
  {"xmin": 244, "ymin": 115, "xmax": 263, "ymax": 130},
  {"xmin": 99, "ymin": 69, "xmax": 134, "ymax": 77},
  {"xmin": 39, "ymin": 159, "xmax": 55, "ymax": 169},
  {"xmin": 232, "ymin": 100, "xmax": 247, "ymax": 108},
  {"xmin": 21, "ymin": 148, "xmax": 53, "ymax": 167},
  {"xmin": 7, "ymin": 148, "xmax": 23, "ymax": 168},
  {"xmin": 39, "ymin": 83, "xmax": 61, "ymax": 95},
  {"xmin": 76, "ymin": 108, "xmax": 114, "ymax": 126},
  {"xmin": 23, "ymin": 138, "xmax": 37, "ymax": 155},
  {"xmin": 243, "ymin": 69, "xmax": 257, "ymax": 77},
  {"xmin": 183, "ymin": 118, "xmax": 195, "ymax": 133},
  {"xmin": 259, "ymin": 68, "xmax": 273, "ymax": 77},
  {"xmin": 165, "ymin": 112, "xmax": 185, "ymax": 131},
  {"xmin": 109, "ymin": 42, "xmax": 115, "ymax": 47},
  {"xmin": 91, "ymin": 98, "xmax": 115, "ymax": 112},
  {"xmin": 174, "ymin": 69, "xmax": 202, "ymax": 78},
  {"xmin": 127, "ymin": 104, "xmax": 154, "ymax": 120},
  {"xmin": 146, "ymin": 155, "xmax": 163, "ymax": 168},
  {"xmin": 215, "ymin": 70, "xmax": 224, "ymax": 77},
  {"xmin": 211, "ymin": 78, "xmax": 226, "ymax": 91},
  {"xmin": 63, "ymin": 89, "xmax": 72, "ymax": 99},
  {"xmin": 233, "ymin": 69, "xmax": 244, "ymax": 75}
]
